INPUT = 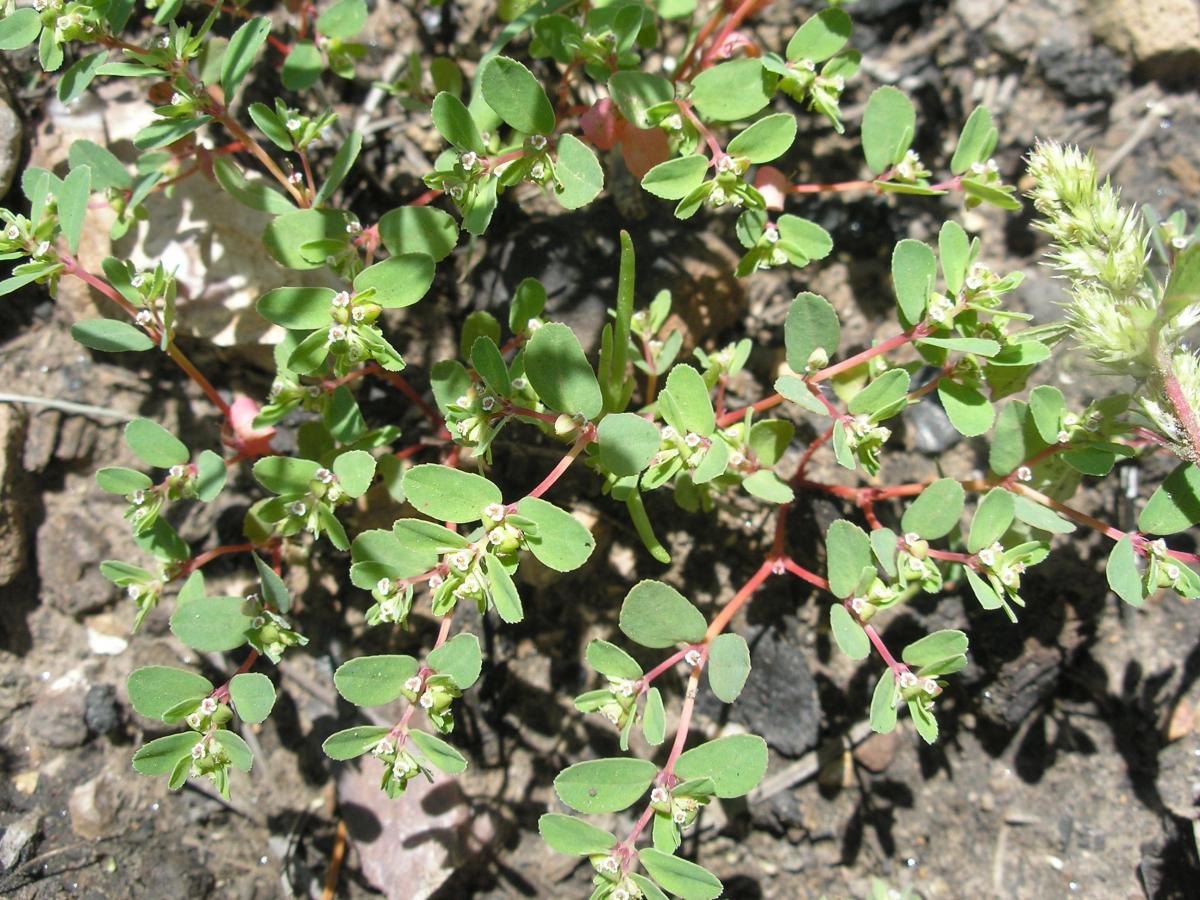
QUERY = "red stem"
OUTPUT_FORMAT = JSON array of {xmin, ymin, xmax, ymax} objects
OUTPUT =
[
  {"xmin": 524, "ymin": 428, "xmax": 595, "ymax": 500},
  {"xmin": 1160, "ymin": 361, "xmax": 1200, "ymax": 463}
]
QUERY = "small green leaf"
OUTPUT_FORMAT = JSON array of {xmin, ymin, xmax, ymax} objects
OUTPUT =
[
  {"xmin": 403, "ymin": 464, "xmax": 502, "ymax": 523},
  {"xmin": 253, "ymin": 553, "xmax": 289, "ymax": 612},
  {"xmin": 0, "ymin": 9, "xmax": 43, "ymax": 51},
  {"xmin": 1106, "ymin": 536, "xmax": 1144, "ymax": 607},
  {"xmin": 262, "ymin": 208, "xmax": 347, "ymax": 270},
  {"xmin": 134, "ymin": 117, "xmax": 210, "ymax": 151},
  {"xmin": 619, "ymin": 580, "xmax": 706, "ymax": 648},
  {"xmin": 967, "ymin": 488, "xmax": 1015, "ymax": 553},
  {"xmin": 862, "ymin": 86, "xmax": 915, "ymax": 174},
  {"xmin": 1029, "ymin": 385, "xmax": 1066, "ymax": 444},
  {"xmin": 377, "ymin": 207, "xmax": 459, "ymax": 262},
  {"xmin": 127, "ymin": 666, "xmax": 213, "ymax": 721},
  {"xmin": 641, "ymin": 154, "xmax": 709, "ymax": 200},
  {"xmin": 847, "ymin": 368, "xmax": 910, "ymax": 417},
  {"xmin": 869, "ymin": 669, "xmax": 897, "ymax": 734},
  {"xmin": 608, "ymin": 71, "xmax": 674, "ymax": 128},
  {"xmin": 253, "ymin": 456, "xmax": 320, "ymax": 494},
  {"xmin": 334, "ymin": 655, "xmax": 419, "ymax": 706},
  {"xmin": 59, "ymin": 164, "xmax": 91, "ymax": 255},
  {"xmin": 830, "ymin": 604, "xmax": 869, "ymax": 659},
  {"xmin": 554, "ymin": 757, "xmax": 657, "ymax": 813},
  {"xmin": 485, "ymin": 551, "xmax": 524, "ymax": 622},
  {"xmin": 776, "ymin": 214, "xmax": 833, "ymax": 262},
  {"xmin": 586, "ymin": 640, "xmax": 643, "ymax": 680},
  {"xmin": 213, "ymin": 156, "xmax": 295, "ymax": 214},
  {"xmin": 638, "ymin": 848, "xmax": 723, "ymax": 900},
  {"xmin": 427, "ymin": 633, "xmax": 482, "ymax": 689},
  {"xmin": 169, "ymin": 596, "xmax": 253, "ymax": 652},
  {"xmin": 125, "ymin": 418, "xmax": 188, "ymax": 468},
  {"xmin": 643, "ymin": 687, "xmax": 666, "ymax": 745},
  {"xmin": 826, "ymin": 519, "xmax": 871, "ymax": 598},
  {"xmin": 322, "ymin": 725, "xmax": 390, "ymax": 760},
  {"xmin": 747, "ymin": 420, "xmax": 794, "ymax": 467},
  {"xmin": 132, "ymin": 733, "xmax": 198, "ymax": 776},
  {"xmin": 316, "ymin": 0, "xmax": 366, "ymax": 38},
  {"xmin": 726, "ymin": 113, "xmax": 797, "ymax": 164},
  {"xmin": 59, "ymin": 52, "xmax": 107, "ymax": 105},
  {"xmin": 598, "ymin": 413, "xmax": 661, "ymax": 476},
  {"xmin": 480, "ymin": 56, "xmax": 555, "ymax": 134},
  {"xmin": 256, "ymin": 286, "xmax": 335, "ymax": 329},
  {"xmin": 214, "ymin": 730, "xmax": 253, "ymax": 772},
  {"xmin": 786, "ymin": 8, "xmax": 852, "ymax": 62},
  {"xmin": 938, "ymin": 220, "xmax": 971, "ymax": 295},
  {"xmin": 553, "ymin": 133, "xmax": 604, "ymax": 210},
  {"xmin": 938, "ymin": 381, "xmax": 995, "ymax": 437},
  {"xmin": 353, "ymin": 254, "xmax": 435, "ymax": 309},
  {"xmin": 919, "ymin": 336, "xmax": 1000, "ymax": 356},
  {"xmin": 1139, "ymin": 463, "xmax": 1200, "ymax": 535},
  {"xmin": 950, "ymin": 106, "xmax": 998, "ymax": 175},
  {"xmin": 524, "ymin": 322, "xmax": 603, "ymax": 419},
  {"xmin": 1012, "ymin": 494, "xmax": 1075, "ymax": 534},
  {"xmin": 785, "ymin": 292, "xmax": 840, "ymax": 373},
  {"xmin": 68, "ymin": 140, "xmax": 131, "ymax": 191},
  {"xmin": 221, "ymin": 16, "xmax": 271, "ymax": 98},
  {"xmin": 516, "ymin": 496, "xmax": 595, "ymax": 572},
  {"xmin": 965, "ymin": 567, "xmax": 1002, "ymax": 611},
  {"xmin": 901, "ymin": 478, "xmax": 965, "ymax": 539},
  {"xmin": 538, "ymin": 814, "xmax": 617, "ymax": 856},
  {"xmin": 674, "ymin": 734, "xmax": 767, "ymax": 798},
  {"xmin": 229, "ymin": 672, "xmax": 275, "ymax": 724},
  {"xmin": 281, "ymin": 40, "xmax": 322, "ymax": 91},
  {"xmin": 314, "ymin": 129, "xmax": 362, "ymax": 206},
  {"xmin": 909, "ymin": 698, "xmax": 939, "ymax": 744},
  {"xmin": 707, "ymin": 633, "xmax": 750, "ymax": 702},
  {"xmin": 95, "ymin": 466, "xmax": 152, "ymax": 495},
  {"xmin": 72, "ymin": 318, "xmax": 155, "ymax": 353},
  {"xmin": 743, "ymin": 470, "xmax": 794, "ymax": 504},
  {"xmin": 660, "ymin": 364, "xmax": 714, "ymax": 436},
  {"xmin": 901, "ymin": 630, "xmax": 968, "ymax": 668},
  {"xmin": 891, "ymin": 239, "xmax": 935, "ymax": 326},
  {"xmin": 690, "ymin": 58, "xmax": 772, "ymax": 121},
  {"xmin": 332, "ymin": 449, "xmax": 376, "ymax": 499},
  {"xmin": 431, "ymin": 91, "xmax": 485, "ymax": 153}
]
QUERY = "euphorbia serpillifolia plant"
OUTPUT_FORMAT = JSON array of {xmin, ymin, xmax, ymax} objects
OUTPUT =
[{"xmin": 2, "ymin": 0, "xmax": 1199, "ymax": 895}]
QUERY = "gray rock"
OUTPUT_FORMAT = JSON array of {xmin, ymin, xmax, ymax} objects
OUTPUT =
[
  {"xmin": 0, "ymin": 93, "xmax": 20, "ymax": 199},
  {"xmin": 0, "ymin": 812, "xmax": 40, "ymax": 871},
  {"xmin": 1038, "ymin": 40, "xmax": 1125, "ymax": 101},
  {"xmin": 1086, "ymin": 0, "xmax": 1200, "ymax": 80},
  {"xmin": 84, "ymin": 684, "xmax": 121, "ymax": 735},
  {"xmin": 68, "ymin": 774, "xmax": 120, "ymax": 840},
  {"xmin": 905, "ymin": 393, "xmax": 961, "ymax": 455},
  {"xmin": 703, "ymin": 626, "xmax": 820, "ymax": 758},
  {"xmin": 29, "ymin": 690, "xmax": 88, "ymax": 748}
]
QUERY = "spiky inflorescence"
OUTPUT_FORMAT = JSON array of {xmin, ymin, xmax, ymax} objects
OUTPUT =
[
  {"xmin": 1140, "ymin": 349, "xmax": 1200, "ymax": 460},
  {"xmin": 1026, "ymin": 141, "xmax": 1156, "ymax": 374}
]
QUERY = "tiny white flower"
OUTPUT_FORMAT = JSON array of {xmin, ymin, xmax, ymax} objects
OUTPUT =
[
  {"xmin": 460, "ymin": 151, "xmax": 478, "ymax": 170},
  {"xmin": 404, "ymin": 676, "xmax": 423, "ymax": 693},
  {"xmin": 849, "ymin": 596, "xmax": 867, "ymax": 615},
  {"xmin": 487, "ymin": 529, "xmax": 504, "ymax": 545},
  {"xmin": 36, "ymin": 241, "xmax": 50, "ymax": 257},
  {"xmin": 1171, "ymin": 236, "xmax": 1188, "ymax": 250},
  {"xmin": 169, "ymin": 92, "xmax": 185, "ymax": 106},
  {"xmin": 529, "ymin": 162, "xmax": 546, "ymax": 180},
  {"xmin": 376, "ymin": 577, "xmax": 393, "ymax": 596},
  {"xmin": 717, "ymin": 155, "xmax": 735, "ymax": 173},
  {"xmin": 484, "ymin": 503, "xmax": 506, "ymax": 522},
  {"xmin": 289, "ymin": 501, "xmax": 307, "ymax": 517},
  {"xmin": 419, "ymin": 691, "xmax": 434, "ymax": 709},
  {"xmin": 288, "ymin": 171, "xmax": 304, "ymax": 184},
  {"xmin": 135, "ymin": 309, "xmax": 153, "ymax": 326},
  {"xmin": 597, "ymin": 856, "xmax": 620, "ymax": 875},
  {"xmin": 450, "ymin": 551, "xmax": 472, "ymax": 572},
  {"xmin": 429, "ymin": 574, "xmax": 444, "ymax": 590},
  {"xmin": 1017, "ymin": 466, "xmax": 1033, "ymax": 482},
  {"xmin": 286, "ymin": 118, "xmax": 302, "ymax": 132},
  {"xmin": 661, "ymin": 426, "xmax": 676, "ymax": 441},
  {"xmin": 511, "ymin": 377, "xmax": 528, "ymax": 390},
  {"xmin": 684, "ymin": 432, "xmax": 701, "ymax": 447},
  {"xmin": 351, "ymin": 307, "xmax": 366, "ymax": 322},
  {"xmin": 455, "ymin": 395, "xmax": 471, "ymax": 408},
  {"xmin": 328, "ymin": 326, "xmax": 347, "ymax": 344},
  {"xmin": 191, "ymin": 741, "xmax": 207, "ymax": 760},
  {"xmin": 158, "ymin": 35, "xmax": 170, "ymax": 48},
  {"xmin": 618, "ymin": 680, "xmax": 636, "ymax": 697},
  {"xmin": 651, "ymin": 787, "xmax": 669, "ymax": 804},
  {"xmin": 899, "ymin": 671, "xmax": 918, "ymax": 689},
  {"xmin": 729, "ymin": 451, "xmax": 745, "ymax": 466},
  {"xmin": 1056, "ymin": 429, "xmax": 1071, "ymax": 444},
  {"xmin": 315, "ymin": 468, "xmax": 335, "ymax": 484},
  {"xmin": 447, "ymin": 184, "xmax": 465, "ymax": 201},
  {"xmin": 331, "ymin": 291, "xmax": 351, "ymax": 308},
  {"xmin": 126, "ymin": 585, "xmax": 141, "ymax": 600},
  {"xmin": 1167, "ymin": 564, "xmax": 1181, "ymax": 580},
  {"xmin": 799, "ymin": 58, "xmax": 816, "ymax": 72},
  {"xmin": 529, "ymin": 134, "xmax": 547, "ymax": 151},
  {"xmin": 922, "ymin": 678, "xmax": 939, "ymax": 695},
  {"xmin": 186, "ymin": 712, "xmax": 203, "ymax": 730},
  {"xmin": 131, "ymin": 489, "xmax": 146, "ymax": 505},
  {"xmin": 4, "ymin": 225, "xmax": 19, "ymax": 240},
  {"xmin": 770, "ymin": 247, "xmax": 789, "ymax": 266},
  {"xmin": 481, "ymin": 396, "xmax": 495, "ymax": 411},
  {"xmin": 904, "ymin": 532, "xmax": 922, "ymax": 546},
  {"xmin": 684, "ymin": 648, "xmax": 703, "ymax": 667},
  {"xmin": 373, "ymin": 738, "xmax": 395, "ymax": 757},
  {"xmin": 461, "ymin": 574, "xmax": 480, "ymax": 594},
  {"xmin": 970, "ymin": 161, "xmax": 987, "ymax": 176},
  {"xmin": 612, "ymin": 890, "xmax": 630, "ymax": 900},
  {"xmin": 763, "ymin": 225, "xmax": 779, "ymax": 244},
  {"xmin": 672, "ymin": 809, "xmax": 688, "ymax": 825},
  {"xmin": 978, "ymin": 547, "xmax": 996, "ymax": 567}
]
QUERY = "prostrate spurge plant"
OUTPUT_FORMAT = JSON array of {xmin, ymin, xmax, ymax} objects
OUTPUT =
[{"xmin": 1, "ymin": 0, "xmax": 1198, "ymax": 896}]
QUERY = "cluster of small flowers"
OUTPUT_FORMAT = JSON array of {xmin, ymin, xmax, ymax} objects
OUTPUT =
[
  {"xmin": 400, "ymin": 673, "xmax": 461, "ymax": 733},
  {"xmin": 368, "ymin": 575, "xmax": 414, "ymax": 626},
  {"xmin": 589, "ymin": 853, "xmax": 642, "ymax": 900},
  {"xmin": 246, "ymin": 599, "xmax": 308, "ymax": 663},
  {"xmin": 372, "ymin": 736, "xmax": 431, "ymax": 797},
  {"xmin": 649, "ymin": 785, "xmax": 707, "ymax": 830}
]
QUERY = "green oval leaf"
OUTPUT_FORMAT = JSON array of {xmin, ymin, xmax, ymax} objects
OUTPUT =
[
  {"xmin": 619, "ymin": 580, "xmax": 706, "ymax": 648},
  {"xmin": 322, "ymin": 725, "xmax": 390, "ymax": 760},
  {"xmin": 862, "ymin": 85, "xmax": 915, "ymax": 174},
  {"xmin": 901, "ymin": 478, "xmax": 965, "ymax": 539},
  {"xmin": 169, "ymin": 596, "xmax": 253, "ymax": 652},
  {"xmin": 525, "ymin": 322, "xmax": 603, "ymax": 419},
  {"xmin": 334, "ymin": 655, "xmax": 419, "ymax": 706},
  {"xmin": 641, "ymin": 154, "xmax": 709, "ymax": 200},
  {"xmin": 516, "ymin": 496, "xmax": 595, "ymax": 572},
  {"xmin": 638, "ymin": 848, "xmax": 723, "ymax": 900},
  {"xmin": 830, "ymin": 604, "xmax": 869, "ymax": 659},
  {"xmin": 785, "ymin": 292, "xmax": 840, "ymax": 373},
  {"xmin": 221, "ymin": 16, "xmax": 271, "ymax": 98},
  {"xmin": 427, "ymin": 632, "xmax": 482, "ymax": 689},
  {"xmin": 256, "ymin": 286, "xmax": 335, "ymax": 329},
  {"xmin": 538, "ymin": 813, "xmax": 617, "ymax": 856},
  {"xmin": 353, "ymin": 254, "xmax": 435, "ymax": 309},
  {"xmin": 674, "ymin": 733, "xmax": 768, "ymax": 798},
  {"xmin": 826, "ymin": 519, "xmax": 871, "ymax": 598},
  {"xmin": 597, "ymin": 413, "xmax": 661, "ymax": 476},
  {"xmin": 480, "ymin": 56, "xmax": 555, "ymax": 135},
  {"xmin": 125, "ymin": 418, "xmax": 188, "ymax": 468},
  {"xmin": 727, "ymin": 113, "xmax": 797, "ymax": 164},
  {"xmin": 553, "ymin": 757, "xmax": 657, "ymax": 813},
  {"xmin": 553, "ymin": 133, "xmax": 604, "ymax": 210},
  {"xmin": 127, "ymin": 666, "xmax": 214, "ymax": 721},
  {"xmin": 967, "ymin": 488, "xmax": 1015, "ymax": 553},
  {"xmin": 1139, "ymin": 463, "xmax": 1200, "ymax": 535},
  {"xmin": 707, "ymin": 632, "xmax": 750, "ymax": 702},
  {"xmin": 132, "ymin": 732, "xmax": 198, "ymax": 776},
  {"xmin": 403, "ymin": 464, "xmax": 502, "ymax": 523},
  {"xmin": 229, "ymin": 672, "xmax": 276, "ymax": 724},
  {"xmin": 690, "ymin": 58, "xmax": 773, "ymax": 121}
]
